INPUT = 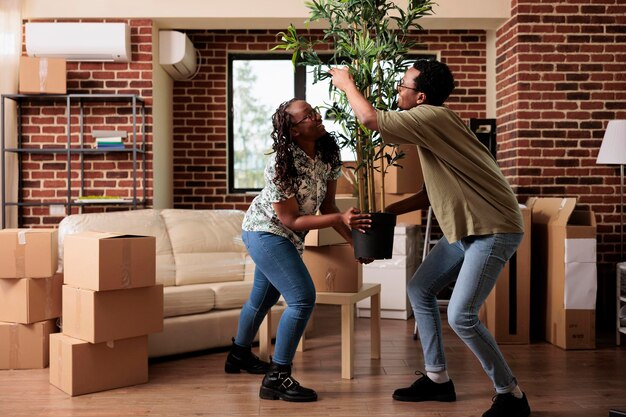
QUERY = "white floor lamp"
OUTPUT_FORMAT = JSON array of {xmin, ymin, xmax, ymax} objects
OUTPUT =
[{"xmin": 597, "ymin": 120, "xmax": 626, "ymax": 259}]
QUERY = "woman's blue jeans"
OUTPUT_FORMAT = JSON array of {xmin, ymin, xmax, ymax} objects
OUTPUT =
[
  {"xmin": 409, "ymin": 232, "xmax": 524, "ymax": 393},
  {"xmin": 235, "ymin": 231, "xmax": 316, "ymax": 366}
]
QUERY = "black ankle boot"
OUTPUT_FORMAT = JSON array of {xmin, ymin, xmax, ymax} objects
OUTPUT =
[
  {"xmin": 224, "ymin": 338, "xmax": 270, "ymax": 374},
  {"xmin": 259, "ymin": 362, "xmax": 317, "ymax": 402}
]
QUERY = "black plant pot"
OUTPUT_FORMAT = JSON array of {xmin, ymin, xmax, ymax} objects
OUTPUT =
[{"xmin": 352, "ymin": 212, "xmax": 397, "ymax": 260}]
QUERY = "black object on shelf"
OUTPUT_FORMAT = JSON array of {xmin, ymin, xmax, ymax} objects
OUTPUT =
[
  {"xmin": 1, "ymin": 93, "xmax": 147, "ymax": 228},
  {"xmin": 470, "ymin": 118, "xmax": 497, "ymax": 158}
]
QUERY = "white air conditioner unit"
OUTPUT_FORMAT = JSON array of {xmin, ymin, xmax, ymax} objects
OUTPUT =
[
  {"xmin": 25, "ymin": 22, "xmax": 131, "ymax": 62},
  {"xmin": 159, "ymin": 30, "xmax": 199, "ymax": 81}
]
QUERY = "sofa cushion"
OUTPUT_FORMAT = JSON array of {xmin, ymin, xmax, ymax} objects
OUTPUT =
[
  {"xmin": 161, "ymin": 209, "xmax": 248, "ymax": 285},
  {"xmin": 207, "ymin": 281, "xmax": 253, "ymax": 310},
  {"xmin": 58, "ymin": 209, "xmax": 176, "ymax": 287},
  {"xmin": 163, "ymin": 284, "xmax": 215, "ymax": 318}
]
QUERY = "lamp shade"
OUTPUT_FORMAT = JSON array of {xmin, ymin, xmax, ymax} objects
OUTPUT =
[{"xmin": 597, "ymin": 120, "xmax": 626, "ymax": 164}]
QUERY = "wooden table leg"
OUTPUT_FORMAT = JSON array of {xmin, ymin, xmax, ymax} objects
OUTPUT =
[
  {"xmin": 370, "ymin": 291, "xmax": 381, "ymax": 359},
  {"xmin": 341, "ymin": 303, "xmax": 355, "ymax": 379},
  {"xmin": 259, "ymin": 312, "xmax": 271, "ymax": 362}
]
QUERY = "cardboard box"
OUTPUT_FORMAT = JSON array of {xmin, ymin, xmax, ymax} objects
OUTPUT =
[
  {"xmin": 64, "ymin": 232, "xmax": 156, "ymax": 291},
  {"xmin": 375, "ymin": 144, "xmax": 424, "ymax": 194},
  {"xmin": 305, "ymin": 196, "xmax": 358, "ymax": 247},
  {"xmin": 0, "ymin": 319, "xmax": 58, "ymax": 369},
  {"xmin": 62, "ymin": 284, "xmax": 164, "ymax": 343},
  {"xmin": 18, "ymin": 56, "xmax": 67, "ymax": 94},
  {"xmin": 49, "ymin": 333, "xmax": 148, "ymax": 396},
  {"xmin": 0, "ymin": 274, "xmax": 63, "ymax": 324},
  {"xmin": 0, "ymin": 229, "xmax": 58, "ymax": 278},
  {"xmin": 528, "ymin": 197, "xmax": 597, "ymax": 349},
  {"xmin": 376, "ymin": 193, "xmax": 423, "ymax": 225},
  {"xmin": 336, "ymin": 162, "xmax": 358, "ymax": 196},
  {"xmin": 303, "ymin": 244, "xmax": 362, "ymax": 293},
  {"xmin": 482, "ymin": 206, "xmax": 531, "ymax": 344}
]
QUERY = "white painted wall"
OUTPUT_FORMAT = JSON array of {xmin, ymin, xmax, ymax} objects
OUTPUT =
[
  {"xmin": 22, "ymin": 0, "xmax": 511, "ymax": 30},
  {"xmin": 151, "ymin": 24, "xmax": 174, "ymax": 209}
]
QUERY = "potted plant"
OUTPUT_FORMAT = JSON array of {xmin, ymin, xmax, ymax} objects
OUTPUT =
[{"xmin": 275, "ymin": 0, "xmax": 435, "ymax": 259}]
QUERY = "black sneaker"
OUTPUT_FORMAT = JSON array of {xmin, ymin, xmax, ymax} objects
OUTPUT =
[
  {"xmin": 482, "ymin": 392, "xmax": 531, "ymax": 417},
  {"xmin": 392, "ymin": 372, "xmax": 456, "ymax": 402}
]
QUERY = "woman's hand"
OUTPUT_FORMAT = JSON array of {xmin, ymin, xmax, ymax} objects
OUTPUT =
[
  {"xmin": 341, "ymin": 207, "xmax": 371, "ymax": 233},
  {"xmin": 357, "ymin": 257, "xmax": 374, "ymax": 264}
]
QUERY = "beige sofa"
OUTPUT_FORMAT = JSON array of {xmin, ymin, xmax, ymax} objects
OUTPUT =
[{"xmin": 57, "ymin": 209, "xmax": 283, "ymax": 358}]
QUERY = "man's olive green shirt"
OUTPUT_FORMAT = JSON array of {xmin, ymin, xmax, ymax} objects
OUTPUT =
[{"xmin": 377, "ymin": 105, "xmax": 523, "ymax": 243}]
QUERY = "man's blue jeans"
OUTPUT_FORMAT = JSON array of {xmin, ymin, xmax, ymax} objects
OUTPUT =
[
  {"xmin": 235, "ymin": 231, "xmax": 316, "ymax": 366},
  {"xmin": 409, "ymin": 232, "xmax": 524, "ymax": 393}
]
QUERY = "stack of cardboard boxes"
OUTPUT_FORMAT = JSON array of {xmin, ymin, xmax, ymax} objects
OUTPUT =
[
  {"xmin": 49, "ymin": 231, "xmax": 164, "ymax": 396},
  {"xmin": 0, "ymin": 229, "xmax": 61, "ymax": 370}
]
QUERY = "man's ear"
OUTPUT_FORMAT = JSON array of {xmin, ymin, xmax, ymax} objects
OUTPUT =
[{"xmin": 416, "ymin": 92, "xmax": 427, "ymax": 105}]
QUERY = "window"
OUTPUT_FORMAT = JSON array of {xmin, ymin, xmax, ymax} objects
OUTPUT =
[{"xmin": 228, "ymin": 53, "xmax": 436, "ymax": 193}]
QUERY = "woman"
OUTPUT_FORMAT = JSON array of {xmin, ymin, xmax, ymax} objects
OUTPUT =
[{"xmin": 224, "ymin": 99, "xmax": 371, "ymax": 402}]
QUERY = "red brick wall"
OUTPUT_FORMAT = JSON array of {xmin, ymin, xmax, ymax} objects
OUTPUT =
[
  {"xmin": 497, "ymin": 1, "xmax": 626, "ymax": 262},
  {"xmin": 17, "ymin": 19, "xmax": 153, "ymax": 226},
  {"xmin": 172, "ymin": 29, "xmax": 488, "ymax": 210},
  {"xmin": 497, "ymin": 0, "xmax": 626, "ymax": 327}
]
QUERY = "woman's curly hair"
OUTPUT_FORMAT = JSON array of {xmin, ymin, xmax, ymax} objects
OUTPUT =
[{"xmin": 271, "ymin": 99, "xmax": 341, "ymax": 195}]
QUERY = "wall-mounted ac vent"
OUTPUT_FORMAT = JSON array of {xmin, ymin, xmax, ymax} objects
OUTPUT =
[
  {"xmin": 25, "ymin": 22, "xmax": 131, "ymax": 63},
  {"xmin": 159, "ymin": 30, "xmax": 199, "ymax": 81}
]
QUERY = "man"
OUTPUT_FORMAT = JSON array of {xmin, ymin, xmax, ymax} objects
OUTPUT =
[{"xmin": 330, "ymin": 60, "xmax": 531, "ymax": 417}]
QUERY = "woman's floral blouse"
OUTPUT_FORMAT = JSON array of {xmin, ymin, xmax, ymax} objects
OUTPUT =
[{"xmin": 242, "ymin": 145, "xmax": 342, "ymax": 255}]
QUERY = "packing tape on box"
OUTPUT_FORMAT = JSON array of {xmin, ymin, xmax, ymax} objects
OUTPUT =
[
  {"xmin": 45, "ymin": 278, "xmax": 53, "ymax": 319},
  {"xmin": 324, "ymin": 268, "xmax": 337, "ymax": 292},
  {"xmin": 53, "ymin": 340, "xmax": 64, "ymax": 388},
  {"xmin": 121, "ymin": 240, "xmax": 132, "ymax": 288},
  {"xmin": 73, "ymin": 291, "xmax": 81, "ymax": 335},
  {"xmin": 38, "ymin": 58, "xmax": 49, "ymax": 93},
  {"xmin": 14, "ymin": 231, "xmax": 27, "ymax": 278},
  {"xmin": 9, "ymin": 324, "xmax": 19, "ymax": 369}
]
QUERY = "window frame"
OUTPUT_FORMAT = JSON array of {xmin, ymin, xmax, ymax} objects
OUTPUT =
[{"xmin": 227, "ymin": 52, "xmax": 438, "ymax": 194}]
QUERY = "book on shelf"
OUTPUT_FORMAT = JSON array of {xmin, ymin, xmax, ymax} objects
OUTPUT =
[
  {"xmin": 96, "ymin": 137, "xmax": 124, "ymax": 143},
  {"xmin": 93, "ymin": 137, "xmax": 125, "ymax": 149},
  {"xmin": 92, "ymin": 130, "xmax": 128, "ymax": 139},
  {"xmin": 74, "ymin": 196, "xmax": 134, "ymax": 204},
  {"xmin": 94, "ymin": 143, "xmax": 126, "ymax": 149}
]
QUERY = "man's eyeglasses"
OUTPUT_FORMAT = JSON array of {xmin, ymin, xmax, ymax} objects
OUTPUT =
[
  {"xmin": 397, "ymin": 79, "xmax": 419, "ymax": 92},
  {"xmin": 293, "ymin": 108, "xmax": 320, "ymax": 126}
]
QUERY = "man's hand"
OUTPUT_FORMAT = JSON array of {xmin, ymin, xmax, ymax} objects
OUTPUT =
[{"xmin": 329, "ymin": 67, "xmax": 356, "ymax": 93}]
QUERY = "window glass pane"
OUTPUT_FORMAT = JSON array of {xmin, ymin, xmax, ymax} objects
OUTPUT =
[
  {"xmin": 305, "ymin": 64, "xmax": 356, "ymax": 162},
  {"xmin": 232, "ymin": 59, "xmax": 294, "ymax": 190}
]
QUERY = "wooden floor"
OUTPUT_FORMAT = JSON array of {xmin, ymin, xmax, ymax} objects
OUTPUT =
[{"xmin": 1, "ymin": 305, "xmax": 625, "ymax": 417}]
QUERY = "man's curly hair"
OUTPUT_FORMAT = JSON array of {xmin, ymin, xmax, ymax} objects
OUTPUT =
[
  {"xmin": 412, "ymin": 59, "xmax": 455, "ymax": 106},
  {"xmin": 271, "ymin": 99, "xmax": 341, "ymax": 195}
]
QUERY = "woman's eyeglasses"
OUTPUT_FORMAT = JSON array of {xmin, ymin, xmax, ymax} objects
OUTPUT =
[
  {"xmin": 293, "ymin": 108, "xmax": 321, "ymax": 126},
  {"xmin": 397, "ymin": 79, "xmax": 419, "ymax": 91}
]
